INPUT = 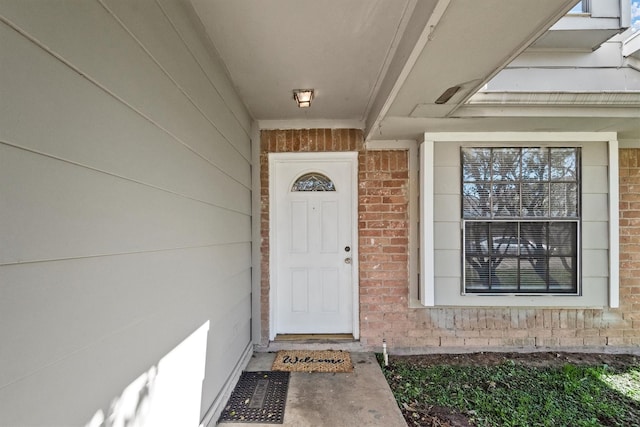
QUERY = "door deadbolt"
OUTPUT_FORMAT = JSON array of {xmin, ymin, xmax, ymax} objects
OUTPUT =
[{"xmin": 345, "ymin": 246, "xmax": 351, "ymax": 252}]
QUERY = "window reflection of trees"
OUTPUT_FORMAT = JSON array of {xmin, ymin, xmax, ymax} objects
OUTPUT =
[
  {"xmin": 462, "ymin": 147, "xmax": 579, "ymax": 293},
  {"xmin": 291, "ymin": 173, "xmax": 336, "ymax": 192}
]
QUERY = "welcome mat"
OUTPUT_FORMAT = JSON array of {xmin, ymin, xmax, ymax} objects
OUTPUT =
[
  {"xmin": 218, "ymin": 371, "xmax": 289, "ymax": 424},
  {"xmin": 271, "ymin": 350, "xmax": 353, "ymax": 373}
]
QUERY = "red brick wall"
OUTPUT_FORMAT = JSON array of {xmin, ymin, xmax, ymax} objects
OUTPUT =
[
  {"xmin": 617, "ymin": 149, "xmax": 640, "ymax": 345},
  {"xmin": 260, "ymin": 130, "xmax": 640, "ymax": 352},
  {"xmin": 364, "ymin": 148, "xmax": 640, "ymax": 352}
]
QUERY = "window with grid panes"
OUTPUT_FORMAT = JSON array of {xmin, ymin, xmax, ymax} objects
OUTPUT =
[{"xmin": 461, "ymin": 147, "xmax": 580, "ymax": 294}]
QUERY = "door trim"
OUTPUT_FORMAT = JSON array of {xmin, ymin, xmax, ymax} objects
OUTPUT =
[{"xmin": 268, "ymin": 152, "xmax": 359, "ymax": 341}]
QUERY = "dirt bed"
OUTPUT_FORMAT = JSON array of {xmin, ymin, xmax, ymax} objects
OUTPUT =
[{"xmin": 393, "ymin": 351, "xmax": 640, "ymax": 370}]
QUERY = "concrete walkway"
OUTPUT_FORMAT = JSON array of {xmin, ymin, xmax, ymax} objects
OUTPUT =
[{"xmin": 217, "ymin": 352, "xmax": 407, "ymax": 427}]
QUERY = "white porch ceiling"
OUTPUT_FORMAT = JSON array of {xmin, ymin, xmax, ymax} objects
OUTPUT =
[
  {"xmin": 190, "ymin": 0, "xmax": 417, "ymax": 123},
  {"xmin": 190, "ymin": 0, "xmax": 586, "ymax": 139}
]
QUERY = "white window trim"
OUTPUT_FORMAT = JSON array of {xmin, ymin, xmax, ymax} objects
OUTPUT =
[
  {"xmin": 420, "ymin": 132, "xmax": 619, "ymax": 308},
  {"xmin": 420, "ymin": 140, "xmax": 435, "ymax": 306},
  {"xmin": 608, "ymin": 139, "xmax": 620, "ymax": 308}
]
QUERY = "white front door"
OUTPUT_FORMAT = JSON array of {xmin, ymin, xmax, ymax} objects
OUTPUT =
[{"xmin": 270, "ymin": 152, "xmax": 358, "ymax": 338}]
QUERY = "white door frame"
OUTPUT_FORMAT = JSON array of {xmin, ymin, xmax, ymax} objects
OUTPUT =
[{"xmin": 268, "ymin": 152, "xmax": 359, "ymax": 341}]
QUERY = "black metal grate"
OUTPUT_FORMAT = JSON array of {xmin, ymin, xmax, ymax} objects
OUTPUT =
[{"xmin": 218, "ymin": 371, "xmax": 290, "ymax": 424}]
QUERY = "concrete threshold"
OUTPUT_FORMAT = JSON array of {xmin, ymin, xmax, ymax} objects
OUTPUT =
[
  {"xmin": 274, "ymin": 334, "xmax": 355, "ymax": 341},
  {"xmin": 256, "ymin": 339, "xmax": 367, "ymax": 353},
  {"xmin": 216, "ymin": 352, "xmax": 407, "ymax": 427}
]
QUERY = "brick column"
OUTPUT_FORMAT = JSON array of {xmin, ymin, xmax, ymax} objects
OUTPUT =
[
  {"xmin": 617, "ymin": 148, "xmax": 640, "ymax": 345},
  {"xmin": 358, "ymin": 150, "xmax": 410, "ymax": 347}
]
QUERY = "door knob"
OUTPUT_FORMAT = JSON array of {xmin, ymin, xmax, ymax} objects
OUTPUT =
[{"xmin": 344, "ymin": 257, "xmax": 352, "ymax": 264}]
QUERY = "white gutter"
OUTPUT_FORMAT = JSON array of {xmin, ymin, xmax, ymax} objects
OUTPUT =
[
  {"xmin": 622, "ymin": 30, "xmax": 640, "ymax": 59},
  {"xmin": 468, "ymin": 91, "xmax": 640, "ymax": 106}
]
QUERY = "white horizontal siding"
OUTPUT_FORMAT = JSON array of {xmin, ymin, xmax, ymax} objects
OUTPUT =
[
  {"xmin": 0, "ymin": 0, "xmax": 252, "ymax": 425},
  {"xmin": 506, "ymin": 41, "xmax": 625, "ymax": 68},
  {"xmin": 0, "ymin": 245, "xmax": 250, "ymax": 385},
  {"xmin": 0, "ymin": 295, "xmax": 251, "ymax": 427},
  {"xmin": 0, "ymin": 0, "xmax": 251, "ymax": 186},
  {"xmin": 0, "ymin": 22, "xmax": 250, "ymax": 213},
  {"xmin": 488, "ymin": 68, "xmax": 640, "ymax": 92},
  {"xmin": 155, "ymin": 0, "xmax": 252, "ymax": 138},
  {"xmin": 583, "ymin": 166, "xmax": 609, "ymax": 194},
  {"xmin": 102, "ymin": 0, "xmax": 251, "ymax": 160},
  {"xmin": 0, "ymin": 145, "xmax": 250, "ymax": 263}
]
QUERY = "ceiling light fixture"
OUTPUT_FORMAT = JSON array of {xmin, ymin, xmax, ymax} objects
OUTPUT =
[
  {"xmin": 435, "ymin": 86, "xmax": 461, "ymax": 104},
  {"xmin": 293, "ymin": 89, "xmax": 314, "ymax": 108}
]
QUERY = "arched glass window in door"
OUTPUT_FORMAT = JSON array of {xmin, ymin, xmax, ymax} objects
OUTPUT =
[{"xmin": 291, "ymin": 172, "xmax": 336, "ymax": 191}]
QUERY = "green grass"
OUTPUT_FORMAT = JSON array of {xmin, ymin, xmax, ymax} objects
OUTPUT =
[{"xmin": 379, "ymin": 356, "xmax": 640, "ymax": 427}]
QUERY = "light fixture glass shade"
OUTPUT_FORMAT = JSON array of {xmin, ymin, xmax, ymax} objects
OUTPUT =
[{"xmin": 293, "ymin": 89, "xmax": 314, "ymax": 107}]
